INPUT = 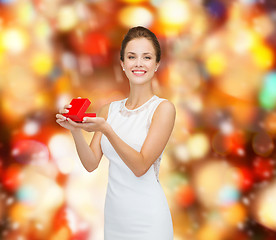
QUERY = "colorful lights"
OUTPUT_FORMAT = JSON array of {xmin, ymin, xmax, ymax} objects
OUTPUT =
[{"xmin": 0, "ymin": 0, "xmax": 275, "ymax": 239}]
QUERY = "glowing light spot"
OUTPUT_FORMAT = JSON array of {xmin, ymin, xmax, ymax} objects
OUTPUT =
[
  {"xmin": 16, "ymin": 1, "xmax": 36, "ymax": 25},
  {"xmin": 159, "ymin": 0, "xmax": 190, "ymax": 27},
  {"xmin": 193, "ymin": 160, "xmax": 239, "ymax": 208},
  {"xmin": 57, "ymin": 5, "xmax": 78, "ymax": 31},
  {"xmin": 23, "ymin": 120, "xmax": 40, "ymax": 136},
  {"xmin": 218, "ymin": 185, "xmax": 240, "ymax": 206},
  {"xmin": 239, "ymin": 0, "xmax": 257, "ymax": 5},
  {"xmin": 118, "ymin": 6, "xmax": 153, "ymax": 28},
  {"xmin": 30, "ymin": 52, "xmax": 53, "ymax": 76},
  {"xmin": 221, "ymin": 203, "xmax": 247, "ymax": 226},
  {"xmin": 2, "ymin": 28, "xmax": 29, "ymax": 54},
  {"xmin": 259, "ymin": 72, "xmax": 276, "ymax": 110},
  {"xmin": 255, "ymin": 181, "xmax": 276, "ymax": 230},
  {"xmin": 48, "ymin": 134, "xmax": 77, "ymax": 174},
  {"xmin": 187, "ymin": 133, "xmax": 210, "ymax": 159},
  {"xmin": 205, "ymin": 52, "xmax": 226, "ymax": 76},
  {"xmin": 251, "ymin": 44, "xmax": 274, "ymax": 69}
]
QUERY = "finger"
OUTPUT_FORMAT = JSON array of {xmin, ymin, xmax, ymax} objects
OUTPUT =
[
  {"xmin": 59, "ymin": 104, "xmax": 72, "ymax": 114},
  {"xmin": 59, "ymin": 108, "xmax": 70, "ymax": 114},
  {"xmin": 56, "ymin": 114, "xmax": 67, "ymax": 120},
  {"xmin": 82, "ymin": 117, "xmax": 96, "ymax": 123},
  {"xmin": 66, "ymin": 117, "xmax": 80, "ymax": 126}
]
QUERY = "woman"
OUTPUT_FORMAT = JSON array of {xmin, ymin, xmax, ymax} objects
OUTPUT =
[{"xmin": 56, "ymin": 26, "xmax": 175, "ymax": 240}]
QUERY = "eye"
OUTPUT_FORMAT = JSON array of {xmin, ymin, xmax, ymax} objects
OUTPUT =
[
  {"xmin": 128, "ymin": 56, "xmax": 135, "ymax": 59},
  {"xmin": 145, "ymin": 56, "xmax": 151, "ymax": 60}
]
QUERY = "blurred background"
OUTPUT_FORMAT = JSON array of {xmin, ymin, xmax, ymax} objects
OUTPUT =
[{"xmin": 0, "ymin": 0, "xmax": 276, "ymax": 239}]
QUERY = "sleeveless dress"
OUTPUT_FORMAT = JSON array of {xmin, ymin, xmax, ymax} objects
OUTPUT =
[{"xmin": 100, "ymin": 95, "xmax": 174, "ymax": 240}]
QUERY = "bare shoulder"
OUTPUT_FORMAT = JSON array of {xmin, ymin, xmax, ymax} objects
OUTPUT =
[{"xmin": 153, "ymin": 99, "xmax": 176, "ymax": 120}]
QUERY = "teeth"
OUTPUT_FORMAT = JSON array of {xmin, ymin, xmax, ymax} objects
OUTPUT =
[{"xmin": 133, "ymin": 71, "xmax": 145, "ymax": 73}]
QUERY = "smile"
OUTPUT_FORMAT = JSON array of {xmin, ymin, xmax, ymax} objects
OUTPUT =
[{"xmin": 132, "ymin": 70, "xmax": 147, "ymax": 76}]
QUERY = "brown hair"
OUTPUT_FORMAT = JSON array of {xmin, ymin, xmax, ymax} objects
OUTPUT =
[{"xmin": 120, "ymin": 26, "xmax": 161, "ymax": 63}]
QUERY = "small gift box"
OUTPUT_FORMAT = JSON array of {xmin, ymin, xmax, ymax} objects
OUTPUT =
[{"xmin": 62, "ymin": 98, "xmax": 96, "ymax": 122}]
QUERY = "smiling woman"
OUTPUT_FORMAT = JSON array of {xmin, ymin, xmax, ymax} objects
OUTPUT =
[
  {"xmin": 121, "ymin": 37, "xmax": 159, "ymax": 87},
  {"xmin": 56, "ymin": 26, "xmax": 175, "ymax": 240}
]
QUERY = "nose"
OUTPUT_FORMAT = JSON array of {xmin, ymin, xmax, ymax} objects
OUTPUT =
[{"xmin": 135, "ymin": 57, "xmax": 143, "ymax": 67}]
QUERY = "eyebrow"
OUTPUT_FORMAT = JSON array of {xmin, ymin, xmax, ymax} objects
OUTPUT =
[{"xmin": 127, "ymin": 52, "xmax": 153, "ymax": 55}]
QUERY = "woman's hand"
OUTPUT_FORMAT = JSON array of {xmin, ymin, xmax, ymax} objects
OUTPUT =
[
  {"xmin": 56, "ymin": 103, "xmax": 81, "ymax": 132},
  {"xmin": 76, "ymin": 116, "xmax": 107, "ymax": 133},
  {"xmin": 56, "ymin": 100, "xmax": 107, "ymax": 133}
]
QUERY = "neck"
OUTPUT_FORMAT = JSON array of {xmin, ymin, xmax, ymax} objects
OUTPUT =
[{"xmin": 126, "ymin": 89, "xmax": 154, "ymax": 108}]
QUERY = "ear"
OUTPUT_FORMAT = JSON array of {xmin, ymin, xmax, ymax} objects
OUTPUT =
[
  {"xmin": 155, "ymin": 62, "xmax": 160, "ymax": 71},
  {"xmin": 120, "ymin": 60, "xmax": 124, "ymax": 70}
]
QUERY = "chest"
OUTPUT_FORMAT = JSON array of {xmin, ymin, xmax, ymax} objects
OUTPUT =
[{"xmin": 107, "ymin": 111, "xmax": 151, "ymax": 151}]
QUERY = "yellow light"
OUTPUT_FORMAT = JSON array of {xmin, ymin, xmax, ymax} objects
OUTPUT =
[
  {"xmin": 251, "ymin": 43, "xmax": 274, "ymax": 70},
  {"xmin": 10, "ymin": 203, "xmax": 32, "ymax": 223},
  {"xmin": 118, "ymin": 6, "xmax": 153, "ymax": 28},
  {"xmin": 16, "ymin": 1, "xmax": 35, "ymax": 25},
  {"xmin": 30, "ymin": 52, "xmax": 53, "ymax": 76},
  {"xmin": 2, "ymin": 28, "xmax": 29, "ymax": 54},
  {"xmin": 205, "ymin": 52, "xmax": 226, "ymax": 76},
  {"xmin": 158, "ymin": 0, "xmax": 190, "ymax": 35},
  {"xmin": 255, "ymin": 180, "xmax": 276, "ymax": 230},
  {"xmin": 197, "ymin": 223, "xmax": 224, "ymax": 240},
  {"xmin": 57, "ymin": 5, "xmax": 78, "ymax": 31},
  {"xmin": 159, "ymin": 0, "xmax": 189, "ymax": 26},
  {"xmin": 221, "ymin": 203, "xmax": 247, "ymax": 226},
  {"xmin": 187, "ymin": 133, "xmax": 210, "ymax": 159}
]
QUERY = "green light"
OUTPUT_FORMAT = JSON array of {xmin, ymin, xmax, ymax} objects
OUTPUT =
[{"xmin": 259, "ymin": 72, "xmax": 276, "ymax": 110}]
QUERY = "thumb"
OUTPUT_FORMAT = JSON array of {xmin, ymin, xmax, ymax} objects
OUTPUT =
[{"xmin": 82, "ymin": 117, "xmax": 94, "ymax": 122}]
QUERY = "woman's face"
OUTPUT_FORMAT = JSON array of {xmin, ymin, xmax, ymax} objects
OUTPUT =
[{"xmin": 121, "ymin": 38, "xmax": 159, "ymax": 85}]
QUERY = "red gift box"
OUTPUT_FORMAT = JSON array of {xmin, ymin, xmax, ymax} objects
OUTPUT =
[{"xmin": 62, "ymin": 98, "xmax": 96, "ymax": 122}]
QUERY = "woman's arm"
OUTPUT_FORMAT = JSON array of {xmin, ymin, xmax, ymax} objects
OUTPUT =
[
  {"xmin": 70, "ymin": 103, "xmax": 110, "ymax": 172},
  {"xmin": 103, "ymin": 100, "xmax": 176, "ymax": 177}
]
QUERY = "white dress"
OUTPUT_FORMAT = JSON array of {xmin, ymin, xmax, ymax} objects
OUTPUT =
[{"xmin": 100, "ymin": 95, "xmax": 174, "ymax": 240}]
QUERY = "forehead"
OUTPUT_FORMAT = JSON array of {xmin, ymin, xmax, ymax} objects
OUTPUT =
[{"xmin": 125, "ymin": 38, "xmax": 155, "ymax": 54}]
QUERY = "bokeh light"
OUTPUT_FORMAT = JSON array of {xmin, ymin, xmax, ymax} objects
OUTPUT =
[
  {"xmin": 0, "ymin": 0, "xmax": 276, "ymax": 239},
  {"xmin": 254, "ymin": 180, "xmax": 276, "ymax": 231},
  {"xmin": 48, "ymin": 133, "xmax": 77, "ymax": 174},
  {"xmin": 193, "ymin": 160, "xmax": 239, "ymax": 208},
  {"xmin": 118, "ymin": 6, "xmax": 153, "ymax": 28},
  {"xmin": 1, "ymin": 28, "xmax": 29, "ymax": 54}
]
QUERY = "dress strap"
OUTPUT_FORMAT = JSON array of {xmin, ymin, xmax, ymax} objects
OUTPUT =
[{"xmin": 147, "ymin": 98, "xmax": 168, "ymax": 125}]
